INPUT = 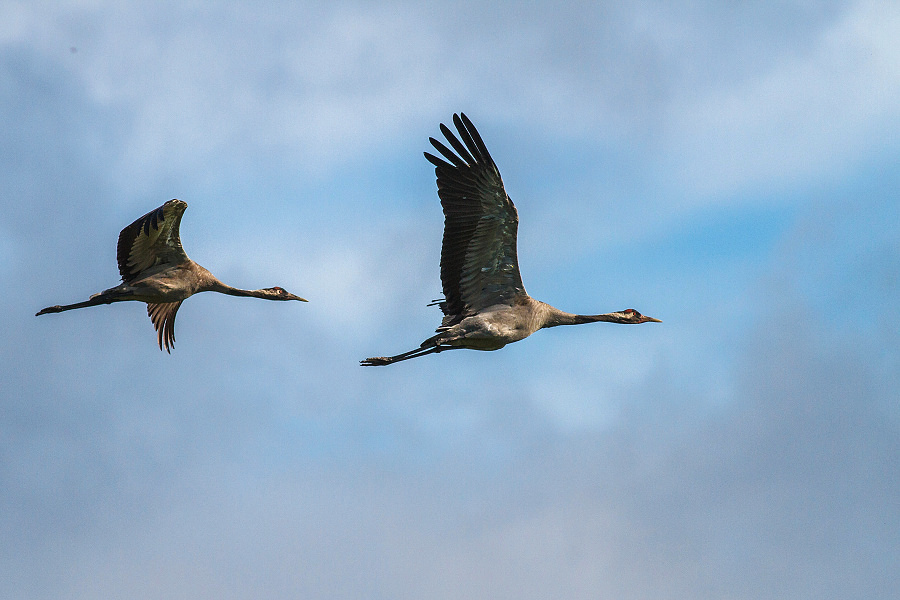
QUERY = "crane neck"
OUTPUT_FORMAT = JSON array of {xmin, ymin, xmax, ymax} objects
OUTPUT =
[
  {"xmin": 542, "ymin": 306, "xmax": 630, "ymax": 327},
  {"xmin": 207, "ymin": 279, "xmax": 266, "ymax": 298}
]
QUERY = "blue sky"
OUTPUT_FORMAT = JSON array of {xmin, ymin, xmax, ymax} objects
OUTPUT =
[{"xmin": 1, "ymin": 2, "xmax": 898, "ymax": 598}]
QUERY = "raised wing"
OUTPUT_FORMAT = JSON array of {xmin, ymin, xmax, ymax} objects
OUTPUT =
[
  {"xmin": 147, "ymin": 301, "xmax": 182, "ymax": 353},
  {"xmin": 116, "ymin": 199, "xmax": 189, "ymax": 282},
  {"xmin": 424, "ymin": 113, "xmax": 526, "ymax": 327}
]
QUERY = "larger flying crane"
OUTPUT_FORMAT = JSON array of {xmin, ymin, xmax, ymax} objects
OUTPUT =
[{"xmin": 362, "ymin": 114, "xmax": 660, "ymax": 366}]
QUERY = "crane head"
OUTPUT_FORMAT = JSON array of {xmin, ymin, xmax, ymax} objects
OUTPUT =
[
  {"xmin": 263, "ymin": 287, "xmax": 308, "ymax": 302},
  {"xmin": 618, "ymin": 308, "xmax": 661, "ymax": 324}
]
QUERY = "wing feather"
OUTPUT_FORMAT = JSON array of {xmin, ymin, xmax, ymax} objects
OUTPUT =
[
  {"xmin": 147, "ymin": 301, "xmax": 182, "ymax": 353},
  {"xmin": 116, "ymin": 199, "xmax": 189, "ymax": 282},
  {"xmin": 425, "ymin": 113, "xmax": 526, "ymax": 327},
  {"xmin": 439, "ymin": 123, "xmax": 476, "ymax": 165}
]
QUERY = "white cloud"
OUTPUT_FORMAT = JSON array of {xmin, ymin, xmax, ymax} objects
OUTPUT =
[
  {"xmin": 659, "ymin": 0, "xmax": 900, "ymax": 199},
  {"xmin": 13, "ymin": 1, "xmax": 896, "ymax": 201}
]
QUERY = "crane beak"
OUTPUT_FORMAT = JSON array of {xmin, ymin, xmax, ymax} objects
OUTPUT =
[
  {"xmin": 287, "ymin": 293, "xmax": 308, "ymax": 302},
  {"xmin": 641, "ymin": 315, "xmax": 662, "ymax": 323}
]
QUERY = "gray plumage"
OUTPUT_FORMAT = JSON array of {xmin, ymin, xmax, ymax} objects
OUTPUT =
[
  {"xmin": 361, "ymin": 113, "xmax": 660, "ymax": 366},
  {"xmin": 37, "ymin": 199, "xmax": 307, "ymax": 352}
]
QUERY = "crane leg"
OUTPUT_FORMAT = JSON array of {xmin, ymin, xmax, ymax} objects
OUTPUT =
[
  {"xmin": 36, "ymin": 291, "xmax": 126, "ymax": 316},
  {"xmin": 360, "ymin": 344, "xmax": 457, "ymax": 366}
]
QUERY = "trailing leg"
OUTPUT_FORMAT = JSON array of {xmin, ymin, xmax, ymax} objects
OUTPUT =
[
  {"xmin": 36, "ymin": 291, "xmax": 128, "ymax": 316},
  {"xmin": 360, "ymin": 344, "xmax": 457, "ymax": 366}
]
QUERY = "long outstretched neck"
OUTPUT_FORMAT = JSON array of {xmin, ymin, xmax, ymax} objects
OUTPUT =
[
  {"xmin": 547, "ymin": 311, "xmax": 628, "ymax": 326},
  {"xmin": 206, "ymin": 278, "xmax": 307, "ymax": 302},
  {"xmin": 542, "ymin": 304, "xmax": 660, "ymax": 326},
  {"xmin": 542, "ymin": 304, "xmax": 640, "ymax": 327},
  {"xmin": 208, "ymin": 280, "xmax": 267, "ymax": 299}
]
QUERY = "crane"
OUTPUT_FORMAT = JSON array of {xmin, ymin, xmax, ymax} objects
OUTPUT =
[
  {"xmin": 361, "ymin": 114, "xmax": 659, "ymax": 366},
  {"xmin": 36, "ymin": 199, "xmax": 306, "ymax": 352}
]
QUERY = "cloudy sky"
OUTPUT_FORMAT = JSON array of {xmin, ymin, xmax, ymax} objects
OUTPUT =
[{"xmin": 2, "ymin": 1, "xmax": 898, "ymax": 598}]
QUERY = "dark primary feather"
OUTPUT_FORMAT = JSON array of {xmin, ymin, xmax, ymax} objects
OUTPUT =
[
  {"xmin": 424, "ymin": 113, "xmax": 526, "ymax": 327},
  {"xmin": 116, "ymin": 199, "xmax": 188, "ymax": 282}
]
